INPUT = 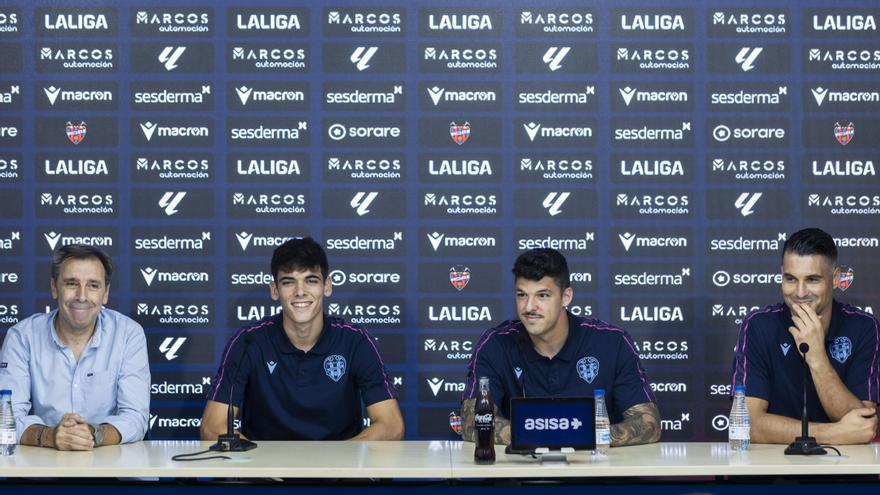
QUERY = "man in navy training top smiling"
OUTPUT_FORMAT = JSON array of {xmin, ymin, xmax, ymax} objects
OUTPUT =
[
  {"xmin": 460, "ymin": 248, "xmax": 661, "ymax": 446},
  {"xmin": 732, "ymin": 227, "xmax": 879, "ymax": 444},
  {"xmin": 200, "ymin": 237, "xmax": 403, "ymax": 440}
]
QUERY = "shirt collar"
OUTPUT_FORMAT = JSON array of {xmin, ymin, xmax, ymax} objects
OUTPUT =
[
  {"xmin": 274, "ymin": 313, "xmax": 332, "ymax": 355},
  {"xmin": 48, "ymin": 308, "xmax": 104, "ymax": 349},
  {"xmin": 516, "ymin": 311, "xmax": 578, "ymax": 363}
]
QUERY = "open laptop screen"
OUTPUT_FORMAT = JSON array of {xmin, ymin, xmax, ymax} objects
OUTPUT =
[{"xmin": 509, "ymin": 396, "xmax": 595, "ymax": 453}]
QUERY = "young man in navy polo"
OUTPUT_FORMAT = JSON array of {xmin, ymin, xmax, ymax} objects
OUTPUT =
[
  {"xmin": 732, "ymin": 228, "xmax": 879, "ymax": 444},
  {"xmin": 200, "ymin": 238, "xmax": 403, "ymax": 441},
  {"xmin": 460, "ymin": 248, "xmax": 661, "ymax": 446}
]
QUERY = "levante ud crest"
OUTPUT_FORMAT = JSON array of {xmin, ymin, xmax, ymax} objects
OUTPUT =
[
  {"xmin": 66, "ymin": 121, "xmax": 87, "ymax": 145},
  {"xmin": 449, "ymin": 121, "xmax": 470, "ymax": 145},
  {"xmin": 324, "ymin": 354, "xmax": 347, "ymax": 382},
  {"xmin": 834, "ymin": 122, "xmax": 854, "ymax": 146},
  {"xmin": 576, "ymin": 356, "xmax": 599, "ymax": 384},
  {"xmin": 448, "ymin": 265, "xmax": 470, "ymax": 291}
]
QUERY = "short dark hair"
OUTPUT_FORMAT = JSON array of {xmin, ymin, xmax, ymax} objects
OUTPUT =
[
  {"xmin": 51, "ymin": 244, "xmax": 113, "ymax": 286},
  {"xmin": 270, "ymin": 237, "xmax": 329, "ymax": 281},
  {"xmin": 512, "ymin": 248, "xmax": 570, "ymax": 290},
  {"xmin": 782, "ymin": 228, "xmax": 837, "ymax": 265}
]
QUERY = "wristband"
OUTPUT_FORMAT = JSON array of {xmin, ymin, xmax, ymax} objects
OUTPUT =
[{"xmin": 88, "ymin": 423, "xmax": 104, "ymax": 447}]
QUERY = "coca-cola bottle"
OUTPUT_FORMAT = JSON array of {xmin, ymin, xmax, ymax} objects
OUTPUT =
[{"xmin": 474, "ymin": 376, "xmax": 496, "ymax": 464}]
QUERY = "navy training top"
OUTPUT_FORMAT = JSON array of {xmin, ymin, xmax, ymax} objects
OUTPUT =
[
  {"xmin": 731, "ymin": 300, "xmax": 880, "ymax": 422},
  {"xmin": 463, "ymin": 312, "xmax": 656, "ymax": 423},
  {"xmin": 207, "ymin": 314, "xmax": 397, "ymax": 440}
]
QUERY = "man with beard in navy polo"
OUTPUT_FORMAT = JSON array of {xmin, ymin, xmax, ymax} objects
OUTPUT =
[
  {"xmin": 732, "ymin": 228, "xmax": 879, "ymax": 444},
  {"xmin": 200, "ymin": 237, "xmax": 403, "ymax": 440},
  {"xmin": 460, "ymin": 248, "xmax": 661, "ymax": 446}
]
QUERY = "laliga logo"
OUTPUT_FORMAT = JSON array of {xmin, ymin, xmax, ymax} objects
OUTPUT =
[
  {"xmin": 834, "ymin": 122, "xmax": 854, "ymax": 146},
  {"xmin": 65, "ymin": 121, "xmax": 87, "ymax": 145},
  {"xmin": 735, "ymin": 47, "xmax": 763, "ymax": 72},
  {"xmin": 542, "ymin": 46, "xmax": 570, "ymax": 71},
  {"xmin": 158, "ymin": 46, "xmax": 186, "ymax": 71},
  {"xmin": 350, "ymin": 46, "xmax": 378, "ymax": 71},
  {"xmin": 448, "ymin": 266, "xmax": 470, "ymax": 291}
]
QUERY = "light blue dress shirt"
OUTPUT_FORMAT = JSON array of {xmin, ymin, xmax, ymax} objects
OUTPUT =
[{"xmin": 0, "ymin": 308, "xmax": 150, "ymax": 443}]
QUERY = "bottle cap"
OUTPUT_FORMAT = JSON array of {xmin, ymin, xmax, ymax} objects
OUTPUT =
[
  {"xmin": 594, "ymin": 389, "xmax": 605, "ymax": 396},
  {"xmin": 0, "ymin": 390, "xmax": 10, "ymax": 395},
  {"xmin": 734, "ymin": 385, "xmax": 745, "ymax": 393}
]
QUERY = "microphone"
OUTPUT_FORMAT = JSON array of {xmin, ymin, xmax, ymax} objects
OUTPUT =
[
  {"xmin": 784, "ymin": 342, "xmax": 826, "ymax": 455},
  {"xmin": 210, "ymin": 334, "xmax": 257, "ymax": 452}
]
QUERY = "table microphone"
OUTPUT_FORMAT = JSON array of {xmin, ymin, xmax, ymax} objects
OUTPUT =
[
  {"xmin": 784, "ymin": 342, "xmax": 826, "ymax": 455},
  {"xmin": 210, "ymin": 334, "xmax": 257, "ymax": 452}
]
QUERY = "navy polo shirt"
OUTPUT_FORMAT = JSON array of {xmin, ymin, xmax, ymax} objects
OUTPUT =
[
  {"xmin": 207, "ymin": 314, "xmax": 396, "ymax": 440},
  {"xmin": 732, "ymin": 300, "xmax": 880, "ymax": 422},
  {"xmin": 463, "ymin": 312, "xmax": 656, "ymax": 424}
]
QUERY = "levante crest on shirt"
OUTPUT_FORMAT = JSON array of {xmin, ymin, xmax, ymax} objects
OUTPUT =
[
  {"xmin": 834, "ymin": 122, "xmax": 854, "ymax": 146},
  {"xmin": 65, "ymin": 121, "xmax": 87, "ymax": 145},
  {"xmin": 576, "ymin": 356, "xmax": 599, "ymax": 384},
  {"xmin": 323, "ymin": 354, "xmax": 347, "ymax": 382},
  {"xmin": 830, "ymin": 336, "xmax": 852, "ymax": 364},
  {"xmin": 448, "ymin": 265, "xmax": 470, "ymax": 291},
  {"xmin": 449, "ymin": 121, "xmax": 470, "ymax": 145}
]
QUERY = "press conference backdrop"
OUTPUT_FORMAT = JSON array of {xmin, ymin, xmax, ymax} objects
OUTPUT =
[{"xmin": 0, "ymin": 0, "xmax": 879, "ymax": 441}]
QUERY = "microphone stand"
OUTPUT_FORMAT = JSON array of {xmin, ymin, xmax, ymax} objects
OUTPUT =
[
  {"xmin": 210, "ymin": 336, "xmax": 257, "ymax": 452},
  {"xmin": 784, "ymin": 342, "xmax": 826, "ymax": 455}
]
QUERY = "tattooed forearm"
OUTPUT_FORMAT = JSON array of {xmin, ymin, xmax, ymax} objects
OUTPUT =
[
  {"xmin": 611, "ymin": 402, "xmax": 661, "ymax": 446},
  {"xmin": 460, "ymin": 399, "xmax": 511, "ymax": 445}
]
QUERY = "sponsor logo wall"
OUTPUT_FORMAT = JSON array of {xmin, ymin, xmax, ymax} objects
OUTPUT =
[{"xmin": 1, "ymin": 1, "xmax": 877, "ymax": 442}]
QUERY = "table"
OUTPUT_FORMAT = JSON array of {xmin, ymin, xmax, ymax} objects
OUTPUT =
[{"xmin": 1, "ymin": 441, "xmax": 879, "ymax": 494}]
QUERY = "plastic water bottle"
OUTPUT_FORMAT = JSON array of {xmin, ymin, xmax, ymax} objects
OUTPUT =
[
  {"xmin": 594, "ymin": 389, "xmax": 611, "ymax": 456},
  {"xmin": 0, "ymin": 389, "xmax": 16, "ymax": 456},
  {"xmin": 729, "ymin": 385, "xmax": 750, "ymax": 452}
]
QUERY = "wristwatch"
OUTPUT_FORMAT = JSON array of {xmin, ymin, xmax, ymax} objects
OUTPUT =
[{"xmin": 89, "ymin": 423, "xmax": 104, "ymax": 447}]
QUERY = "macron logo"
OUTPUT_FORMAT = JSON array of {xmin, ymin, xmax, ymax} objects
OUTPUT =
[
  {"xmin": 524, "ymin": 122, "xmax": 541, "ymax": 141},
  {"xmin": 542, "ymin": 46, "xmax": 570, "ymax": 72},
  {"xmin": 427, "ymin": 232, "xmax": 444, "ymax": 251},
  {"xmin": 514, "ymin": 367, "xmax": 523, "ymax": 379},
  {"xmin": 44, "ymin": 231, "xmax": 62, "ymax": 250},
  {"xmin": 619, "ymin": 232, "xmax": 636, "ymax": 251},
  {"xmin": 235, "ymin": 86, "xmax": 253, "ymax": 105},
  {"xmin": 811, "ymin": 87, "xmax": 828, "ymax": 106},
  {"xmin": 780, "ymin": 343, "xmax": 791, "ymax": 356},
  {"xmin": 140, "ymin": 267, "xmax": 158, "ymax": 286},
  {"xmin": 427, "ymin": 377, "xmax": 444, "ymax": 397},
  {"xmin": 44, "ymin": 86, "xmax": 61, "ymax": 105},
  {"xmin": 140, "ymin": 122, "xmax": 157, "ymax": 141},
  {"xmin": 427, "ymin": 86, "xmax": 445, "ymax": 106},
  {"xmin": 149, "ymin": 414, "xmax": 158, "ymax": 430},
  {"xmin": 350, "ymin": 46, "xmax": 378, "ymax": 71},
  {"xmin": 267, "ymin": 361, "xmax": 277, "ymax": 374},
  {"xmin": 235, "ymin": 232, "xmax": 253, "ymax": 250},
  {"xmin": 158, "ymin": 46, "xmax": 186, "ymax": 71},
  {"xmin": 619, "ymin": 86, "xmax": 636, "ymax": 106}
]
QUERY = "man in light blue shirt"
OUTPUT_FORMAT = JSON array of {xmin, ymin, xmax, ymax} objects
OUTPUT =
[{"xmin": 0, "ymin": 245, "xmax": 150, "ymax": 450}]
